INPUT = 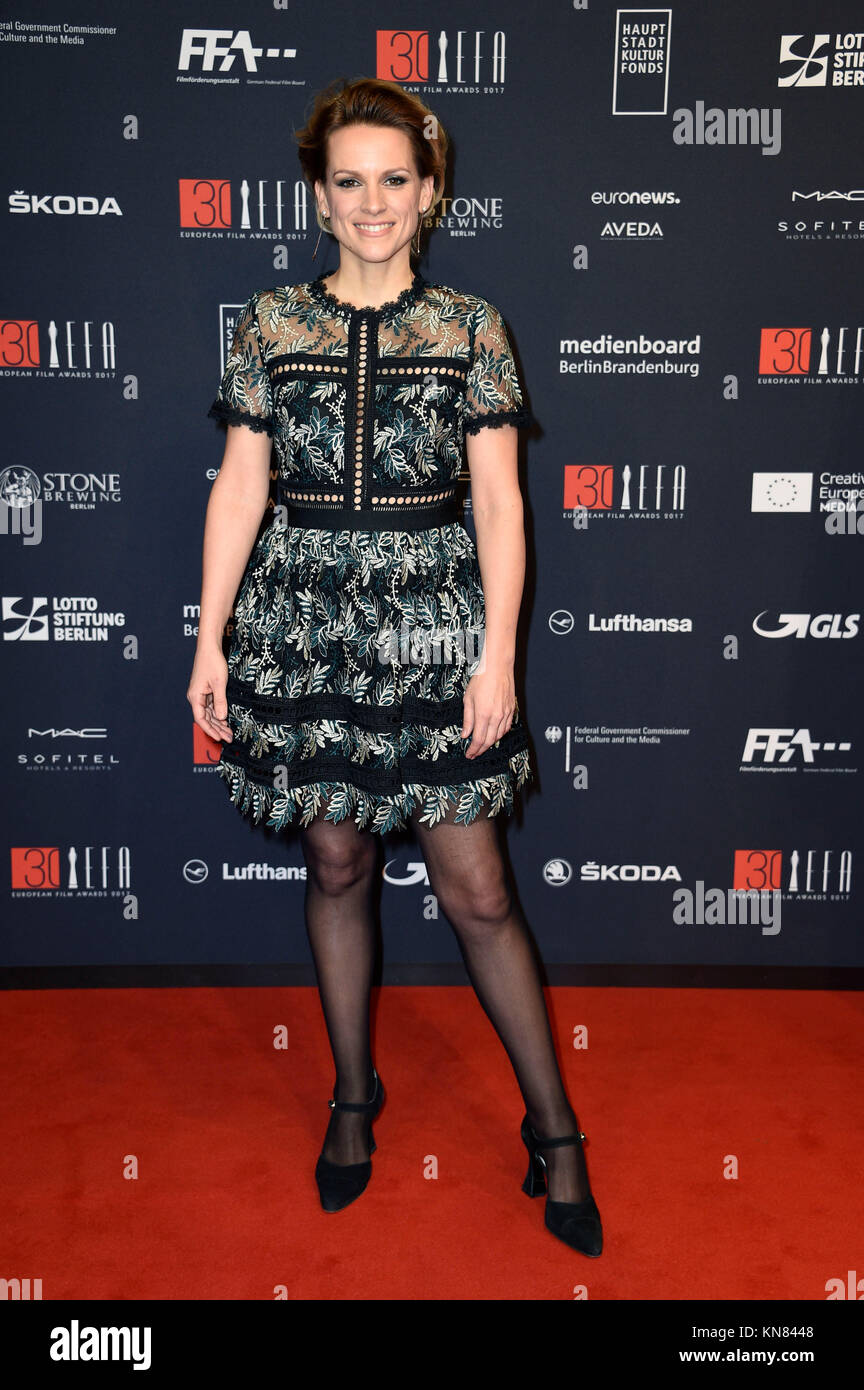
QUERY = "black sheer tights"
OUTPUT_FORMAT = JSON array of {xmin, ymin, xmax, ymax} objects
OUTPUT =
[
  {"xmin": 299, "ymin": 812, "xmax": 380, "ymax": 1167},
  {"xmin": 298, "ymin": 801, "xmax": 590, "ymax": 1204}
]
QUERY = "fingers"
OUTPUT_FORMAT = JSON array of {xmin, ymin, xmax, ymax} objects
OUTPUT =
[
  {"xmin": 188, "ymin": 686, "xmax": 233, "ymax": 743},
  {"xmin": 460, "ymin": 692, "xmax": 473, "ymax": 741},
  {"xmin": 462, "ymin": 704, "xmax": 515, "ymax": 759},
  {"xmin": 203, "ymin": 705, "xmax": 233, "ymax": 743}
]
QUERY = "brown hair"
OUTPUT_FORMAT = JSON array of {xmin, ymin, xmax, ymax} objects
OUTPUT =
[{"xmin": 294, "ymin": 77, "xmax": 449, "ymax": 252}]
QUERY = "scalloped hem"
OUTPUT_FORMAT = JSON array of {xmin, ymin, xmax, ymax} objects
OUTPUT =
[
  {"xmin": 207, "ymin": 400, "xmax": 274, "ymax": 436},
  {"xmin": 217, "ymin": 749, "xmax": 533, "ymax": 834},
  {"xmin": 463, "ymin": 408, "xmax": 536, "ymax": 435}
]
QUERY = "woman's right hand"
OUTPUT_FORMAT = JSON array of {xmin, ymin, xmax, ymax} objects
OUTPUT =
[{"xmin": 187, "ymin": 646, "xmax": 233, "ymax": 744}]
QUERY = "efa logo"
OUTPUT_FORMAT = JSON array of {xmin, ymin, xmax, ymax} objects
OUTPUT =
[
  {"xmin": 759, "ymin": 327, "xmax": 811, "ymax": 373},
  {"xmin": 0, "ymin": 320, "xmax": 39, "ymax": 367},
  {"xmin": 565, "ymin": 465, "xmax": 613, "ymax": 509},
  {"xmin": 753, "ymin": 611, "xmax": 860, "ymax": 639},
  {"xmin": 758, "ymin": 325, "xmax": 864, "ymax": 376},
  {"xmin": 563, "ymin": 464, "xmax": 686, "ymax": 511},
  {"xmin": 733, "ymin": 850, "xmax": 782, "ymax": 891},
  {"xmin": 734, "ymin": 849, "xmax": 852, "ymax": 895},
  {"xmin": 0, "ymin": 319, "xmax": 117, "ymax": 371},
  {"xmin": 10, "ymin": 845, "xmax": 132, "ymax": 890},
  {"xmin": 741, "ymin": 729, "xmax": 852, "ymax": 763},
  {"xmin": 177, "ymin": 179, "xmax": 301, "ymax": 231},
  {"xmin": 179, "ymin": 180, "xmax": 231, "ymax": 229},
  {"xmin": 178, "ymin": 31, "xmax": 296, "ymax": 73},
  {"xmin": 375, "ymin": 30, "xmax": 507, "ymax": 85}
]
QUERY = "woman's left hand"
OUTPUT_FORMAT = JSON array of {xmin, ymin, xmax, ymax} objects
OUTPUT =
[{"xmin": 461, "ymin": 664, "xmax": 517, "ymax": 759}]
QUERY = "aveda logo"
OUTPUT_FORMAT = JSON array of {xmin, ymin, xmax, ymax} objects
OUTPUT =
[{"xmin": 9, "ymin": 191, "xmax": 122, "ymax": 216}]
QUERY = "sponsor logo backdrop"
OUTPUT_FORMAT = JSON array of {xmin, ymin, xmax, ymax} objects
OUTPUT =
[{"xmin": 2, "ymin": 0, "xmax": 861, "ymax": 973}]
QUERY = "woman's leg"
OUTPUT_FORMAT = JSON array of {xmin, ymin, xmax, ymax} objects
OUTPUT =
[
  {"xmin": 410, "ymin": 807, "xmax": 592, "ymax": 1204},
  {"xmin": 299, "ymin": 812, "xmax": 380, "ymax": 1165}
]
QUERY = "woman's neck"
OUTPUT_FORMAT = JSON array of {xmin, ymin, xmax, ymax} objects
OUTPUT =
[{"xmin": 322, "ymin": 261, "xmax": 415, "ymax": 311}]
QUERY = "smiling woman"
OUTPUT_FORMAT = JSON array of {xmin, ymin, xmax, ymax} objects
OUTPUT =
[
  {"xmin": 186, "ymin": 75, "xmax": 603, "ymax": 1261},
  {"xmin": 295, "ymin": 74, "xmax": 447, "ymax": 289}
]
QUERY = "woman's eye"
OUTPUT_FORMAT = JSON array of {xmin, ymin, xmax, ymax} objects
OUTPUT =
[{"xmin": 335, "ymin": 176, "xmax": 408, "ymax": 188}]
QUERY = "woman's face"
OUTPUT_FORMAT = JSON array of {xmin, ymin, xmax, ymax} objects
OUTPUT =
[{"xmin": 315, "ymin": 123, "xmax": 434, "ymax": 265}]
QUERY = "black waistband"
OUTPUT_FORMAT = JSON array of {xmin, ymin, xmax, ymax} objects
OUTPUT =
[{"xmin": 275, "ymin": 484, "xmax": 461, "ymax": 532}]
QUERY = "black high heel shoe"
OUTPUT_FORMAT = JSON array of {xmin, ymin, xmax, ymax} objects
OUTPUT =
[
  {"xmin": 520, "ymin": 1114, "xmax": 603, "ymax": 1257},
  {"xmin": 315, "ymin": 1069, "xmax": 384, "ymax": 1212}
]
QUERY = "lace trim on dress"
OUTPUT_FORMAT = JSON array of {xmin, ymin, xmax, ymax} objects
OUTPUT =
[
  {"xmin": 463, "ymin": 407, "xmax": 536, "ymax": 435},
  {"xmin": 207, "ymin": 400, "xmax": 274, "ymax": 436},
  {"xmin": 221, "ymin": 734, "xmax": 528, "ymax": 789},
  {"xmin": 217, "ymin": 747, "xmax": 533, "ymax": 833},
  {"xmin": 305, "ymin": 268, "xmax": 431, "ymax": 324}
]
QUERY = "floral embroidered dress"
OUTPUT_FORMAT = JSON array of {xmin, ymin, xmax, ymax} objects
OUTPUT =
[{"xmin": 207, "ymin": 267, "xmax": 536, "ymax": 833}]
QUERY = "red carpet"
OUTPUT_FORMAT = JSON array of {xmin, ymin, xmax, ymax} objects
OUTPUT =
[{"xmin": 1, "ymin": 986, "xmax": 861, "ymax": 1301}]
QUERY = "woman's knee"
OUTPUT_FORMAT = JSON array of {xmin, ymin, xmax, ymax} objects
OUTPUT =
[
  {"xmin": 436, "ymin": 874, "xmax": 515, "ymax": 938},
  {"xmin": 301, "ymin": 823, "xmax": 378, "ymax": 896}
]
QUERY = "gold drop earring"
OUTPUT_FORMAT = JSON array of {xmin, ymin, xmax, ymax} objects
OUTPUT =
[
  {"xmin": 312, "ymin": 206, "xmax": 331, "ymax": 260},
  {"xmin": 412, "ymin": 207, "xmax": 428, "ymax": 257}
]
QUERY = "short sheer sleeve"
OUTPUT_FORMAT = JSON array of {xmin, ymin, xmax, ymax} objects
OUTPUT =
[
  {"xmin": 463, "ymin": 299, "xmax": 535, "ymax": 435},
  {"xmin": 207, "ymin": 293, "xmax": 274, "ymax": 435}
]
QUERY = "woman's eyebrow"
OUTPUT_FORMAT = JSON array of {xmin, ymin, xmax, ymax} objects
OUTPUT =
[{"xmin": 330, "ymin": 167, "xmax": 412, "ymax": 177}]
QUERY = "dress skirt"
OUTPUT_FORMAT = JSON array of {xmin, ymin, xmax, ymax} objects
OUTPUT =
[{"xmin": 218, "ymin": 517, "xmax": 533, "ymax": 834}]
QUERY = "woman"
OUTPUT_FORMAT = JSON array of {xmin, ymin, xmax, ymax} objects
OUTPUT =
[{"xmin": 187, "ymin": 77, "xmax": 602, "ymax": 1258}]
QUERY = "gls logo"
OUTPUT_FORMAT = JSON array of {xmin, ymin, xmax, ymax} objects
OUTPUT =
[
  {"xmin": 178, "ymin": 31, "xmax": 296, "ymax": 72},
  {"xmin": 742, "ymin": 729, "xmax": 852, "ymax": 763},
  {"xmin": 382, "ymin": 860, "xmax": 429, "ymax": 887},
  {"xmin": 753, "ymin": 611, "xmax": 860, "ymax": 639},
  {"xmin": 9, "ymin": 192, "xmax": 122, "ymax": 217}
]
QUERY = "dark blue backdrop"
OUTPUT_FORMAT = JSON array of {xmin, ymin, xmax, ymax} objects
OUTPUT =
[{"xmin": 2, "ymin": 0, "xmax": 861, "ymax": 980}]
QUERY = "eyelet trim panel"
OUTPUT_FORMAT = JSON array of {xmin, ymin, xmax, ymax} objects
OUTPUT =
[
  {"xmin": 353, "ymin": 315, "xmax": 370, "ymax": 510},
  {"xmin": 268, "ymin": 354, "xmax": 349, "ymax": 379}
]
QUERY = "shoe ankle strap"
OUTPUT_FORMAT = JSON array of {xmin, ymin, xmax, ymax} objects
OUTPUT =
[
  {"xmin": 527, "ymin": 1121, "xmax": 586, "ymax": 1148},
  {"xmin": 531, "ymin": 1132, "xmax": 586, "ymax": 1149},
  {"xmin": 328, "ymin": 1070, "xmax": 379, "ymax": 1113}
]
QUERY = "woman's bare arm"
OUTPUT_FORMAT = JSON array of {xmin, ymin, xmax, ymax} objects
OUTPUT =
[
  {"xmin": 461, "ymin": 424, "xmax": 525, "ymax": 759},
  {"xmin": 187, "ymin": 424, "xmax": 272, "ymax": 742}
]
